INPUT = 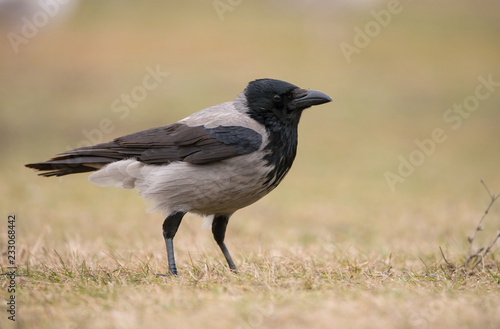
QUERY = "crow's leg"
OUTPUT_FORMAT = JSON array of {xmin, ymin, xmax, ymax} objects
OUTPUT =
[
  {"xmin": 157, "ymin": 211, "xmax": 185, "ymax": 276},
  {"xmin": 212, "ymin": 214, "xmax": 237, "ymax": 272}
]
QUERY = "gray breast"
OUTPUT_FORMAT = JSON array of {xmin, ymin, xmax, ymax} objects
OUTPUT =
[{"xmin": 135, "ymin": 151, "xmax": 275, "ymax": 216}]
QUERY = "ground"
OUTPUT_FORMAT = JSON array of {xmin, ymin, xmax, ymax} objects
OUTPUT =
[{"xmin": 1, "ymin": 1, "xmax": 500, "ymax": 328}]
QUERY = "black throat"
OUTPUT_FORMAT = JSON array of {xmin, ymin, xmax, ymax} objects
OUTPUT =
[{"xmin": 248, "ymin": 109, "xmax": 303, "ymax": 188}]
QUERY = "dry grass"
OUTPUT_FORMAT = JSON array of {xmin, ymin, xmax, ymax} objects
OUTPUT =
[
  {"xmin": 4, "ymin": 235, "xmax": 500, "ymax": 329},
  {"xmin": 1, "ymin": 1, "xmax": 500, "ymax": 328}
]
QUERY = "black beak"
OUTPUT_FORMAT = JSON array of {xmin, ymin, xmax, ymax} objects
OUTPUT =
[{"xmin": 290, "ymin": 89, "xmax": 332, "ymax": 110}]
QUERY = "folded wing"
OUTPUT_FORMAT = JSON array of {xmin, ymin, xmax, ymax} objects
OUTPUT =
[{"xmin": 25, "ymin": 123, "xmax": 263, "ymax": 177}]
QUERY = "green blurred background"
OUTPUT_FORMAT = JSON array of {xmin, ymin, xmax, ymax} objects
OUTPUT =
[{"xmin": 1, "ymin": 0, "xmax": 500, "ymax": 262}]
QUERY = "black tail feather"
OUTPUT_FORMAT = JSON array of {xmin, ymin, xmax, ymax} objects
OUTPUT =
[
  {"xmin": 25, "ymin": 163, "xmax": 98, "ymax": 177},
  {"xmin": 24, "ymin": 156, "xmax": 111, "ymax": 177},
  {"xmin": 24, "ymin": 144, "xmax": 123, "ymax": 177}
]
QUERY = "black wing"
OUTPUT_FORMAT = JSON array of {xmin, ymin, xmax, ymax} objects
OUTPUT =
[{"xmin": 25, "ymin": 123, "xmax": 263, "ymax": 176}]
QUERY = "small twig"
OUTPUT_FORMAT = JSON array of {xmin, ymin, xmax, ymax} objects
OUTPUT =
[
  {"xmin": 438, "ymin": 246, "xmax": 455, "ymax": 279},
  {"xmin": 439, "ymin": 246, "xmax": 453, "ymax": 267},
  {"xmin": 482, "ymin": 232, "xmax": 500, "ymax": 258},
  {"xmin": 481, "ymin": 179, "xmax": 496, "ymax": 200},
  {"xmin": 419, "ymin": 257, "xmax": 430, "ymax": 273},
  {"xmin": 465, "ymin": 180, "xmax": 500, "ymax": 267}
]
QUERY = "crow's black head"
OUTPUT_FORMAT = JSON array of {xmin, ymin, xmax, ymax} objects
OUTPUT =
[
  {"xmin": 243, "ymin": 78, "xmax": 331, "ymax": 129},
  {"xmin": 242, "ymin": 78, "xmax": 332, "ymax": 188}
]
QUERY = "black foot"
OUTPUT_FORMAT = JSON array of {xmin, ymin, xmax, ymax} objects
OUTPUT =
[
  {"xmin": 212, "ymin": 215, "xmax": 239, "ymax": 273},
  {"xmin": 161, "ymin": 211, "xmax": 185, "ymax": 276}
]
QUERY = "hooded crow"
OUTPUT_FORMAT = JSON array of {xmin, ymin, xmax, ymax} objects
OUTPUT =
[{"xmin": 25, "ymin": 78, "xmax": 332, "ymax": 275}]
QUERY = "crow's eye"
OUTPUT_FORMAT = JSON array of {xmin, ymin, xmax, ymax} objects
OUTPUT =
[{"xmin": 273, "ymin": 94, "xmax": 282, "ymax": 102}]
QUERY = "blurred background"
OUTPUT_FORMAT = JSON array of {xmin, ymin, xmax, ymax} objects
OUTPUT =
[{"xmin": 1, "ymin": 0, "xmax": 500, "ymax": 268}]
